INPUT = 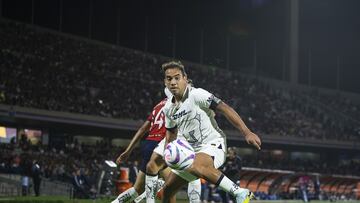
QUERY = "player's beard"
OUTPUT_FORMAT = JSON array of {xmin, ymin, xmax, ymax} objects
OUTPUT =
[{"xmin": 169, "ymin": 88, "xmax": 179, "ymax": 95}]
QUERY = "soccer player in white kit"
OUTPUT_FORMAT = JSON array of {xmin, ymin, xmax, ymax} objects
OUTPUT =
[
  {"xmin": 160, "ymin": 61, "xmax": 261, "ymax": 203},
  {"xmin": 112, "ymin": 94, "xmax": 201, "ymax": 203}
]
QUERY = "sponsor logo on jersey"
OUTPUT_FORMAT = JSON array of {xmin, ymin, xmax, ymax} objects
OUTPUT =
[{"xmin": 172, "ymin": 110, "xmax": 191, "ymax": 119}]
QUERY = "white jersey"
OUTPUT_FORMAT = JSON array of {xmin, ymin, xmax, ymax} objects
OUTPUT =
[{"xmin": 163, "ymin": 86, "xmax": 226, "ymax": 151}]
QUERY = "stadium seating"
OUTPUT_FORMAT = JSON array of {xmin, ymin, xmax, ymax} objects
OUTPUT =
[
  {"xmin": 0, "ymin": 19, "xmax": 359, "ymax": 142},
  {"xmin": 1, "ymin": 19, "xmax": 360, "ymax": 200}
]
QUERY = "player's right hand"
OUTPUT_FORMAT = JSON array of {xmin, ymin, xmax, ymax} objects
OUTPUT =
[
  {"xmin": 245, "ymin": 131, "xmax": 261, "ymax": 150},
  {"xmin": 116, "ymin": 150, "xmax": 131, "ymax": 165}
]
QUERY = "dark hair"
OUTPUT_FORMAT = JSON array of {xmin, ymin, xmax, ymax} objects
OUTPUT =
[
  {"xmin": 187, "ymin": 78, "xmax": 193, "ymax": 86},
  {"xmin": 161, "ymin": 61, "xmax": 187, "ymax": 76}
]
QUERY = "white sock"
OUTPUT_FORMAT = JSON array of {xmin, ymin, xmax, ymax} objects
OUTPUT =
[
  {"xmin": 145, "ymin": 174, "xmax": 158, "ymax": 203},
  {"xmin": 218, "ymin": 174, "xmax": 247, "ymax": 196},
  {"xmin": 134, "ymin": 192, "xmax": 146, "ymax": 203},
  {"xmin": 187, "ymin": 179, "xmax": 201, "ymax": 203},
  {"xmin": 135, "ymin": 179, "xmax": 165, "ymax": 203},
  {"xmin": 112, "ymin": 187, "xmax": 138, "ymax": 203}
]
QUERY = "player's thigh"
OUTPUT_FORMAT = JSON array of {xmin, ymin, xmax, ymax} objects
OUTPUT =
[
  {"xmin": 196, "ymin": 139, "xmax": 226, "ymax": 169},
  {"xmin": 186, "ymin": 153, "xmax": 224, "ymax": 184},
  {"xmin": 192, "ymin": 153, "xmax": 215, "ymax": 167},
  {"xmin": 163, "ymin": 171, "xmax": 188, "ymax": 197},
  {"xmin": 186, "ymin": 140, "xmax": 226, "ymax": 179},
  {"xmin": 159, "ymin": 167, "xmax": 171, "ymax": 180},
  {"xmin": 171, "ymin": 140, "xmax": 226, "ymax": 182},
  {"xmin": 147, "ymin": 151, "xmax": 166, "ymax": 171},
  {"xmin": 133, "ymin": 171, "xmax": 145, "ymax": 193}
]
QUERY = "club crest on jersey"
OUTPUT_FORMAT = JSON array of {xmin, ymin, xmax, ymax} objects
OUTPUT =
[{"xmin": 172, "ymin": 110, "xmax": 191, "ymax": 119}]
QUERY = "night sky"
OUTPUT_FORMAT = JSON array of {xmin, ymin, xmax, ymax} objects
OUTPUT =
[{"xmin": 1, "ymin": 0, "xmax": 360, "ymax": 93}]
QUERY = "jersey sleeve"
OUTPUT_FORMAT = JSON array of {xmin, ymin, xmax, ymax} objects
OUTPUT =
[
  {"xmin": 193, "ymin": 88, "xmax": 222, "ymax": 110},
  {"xmin": 164, "ymin": 106, "xmax": 177, "ymax": 130}
]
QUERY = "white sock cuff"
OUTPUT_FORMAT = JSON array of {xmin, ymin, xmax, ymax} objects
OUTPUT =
[
  {"xmin": 146, "ymin": 174, "xmax": 158, "ymax": 180},
  {"xmin": 114, "ymin": 187, "xmax": 138, "ymax": 203},
  {"xmin": 218, "ymin": 174, "xmax": 246, "ymax": 196}
]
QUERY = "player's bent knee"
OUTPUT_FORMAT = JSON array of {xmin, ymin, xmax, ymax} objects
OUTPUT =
[
  {"xmin": 133, "ymin": 184, "xmax": 143, "ymax": 194},
  {"xmin": 146, "ymin": 161, "xmax": 159, "ymax": 174},
  {"xmin": 187, "ymin": 164, "xmax": 207, "ymax": 178},
  {"xmin": 132, "ymin": 172, "xmax": 145, "ymax": 193}
]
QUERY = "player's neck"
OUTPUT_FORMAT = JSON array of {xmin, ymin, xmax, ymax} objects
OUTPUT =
[
  {"xmin": 174, "ymin": 95, "xmax": 183, "ymax": 103},
  {"xmin": 174, "ymin": 86, "xmax": 189, "ymax": 103}
]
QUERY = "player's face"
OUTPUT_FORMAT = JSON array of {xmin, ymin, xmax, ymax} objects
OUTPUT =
[{"xmin": 164, "ymin": 67, "xmax": 188, "ymax": 99}]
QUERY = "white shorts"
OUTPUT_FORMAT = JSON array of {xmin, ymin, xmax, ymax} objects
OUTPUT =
[
  {"xmin": 153, "ymin": 138, "xmax": 166, "ymax": 157},
  {"xmin": 172, "ymin": 138, "xmax": 226, "ymax": 182}
]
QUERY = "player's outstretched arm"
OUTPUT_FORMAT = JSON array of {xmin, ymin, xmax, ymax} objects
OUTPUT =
[
  {"xmin": 216, "ymin": 102, "xmax": 261, "ymax": 150},
  {"xmin": 116, "ymin": 120, "xmax": 151, "ymax": 164},
  {"xmin": 164, "ymin": 128, "xmax": 177, "ymax": 147}
]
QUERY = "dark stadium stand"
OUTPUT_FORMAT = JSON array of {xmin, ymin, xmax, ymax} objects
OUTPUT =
[
  {"xmin": 1, "ymin": 18, "xmax": 360, "ymax": 200},
  {"xmin": 1, "ymin": 134, "xmax": 360, "ymax": 199},
  {"xmin": 0, "ymin": 19, "xmax": 359, "ymax": 143}
]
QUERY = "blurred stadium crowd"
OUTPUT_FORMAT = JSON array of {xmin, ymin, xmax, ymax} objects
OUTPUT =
[
  {"xmin": 1, "ymin": 135, "xmax": 358, "ymax": 200},
  {"xmin": 1, "ymin": 134, "xmax": 359, "ymax": 183},
  {"xmin": 0, "ymin": 20, "xmax": 359, "ymax": 142},
  {"xmin": 1, "ymin": 20, "xmax": 360, "ymax": 201}
]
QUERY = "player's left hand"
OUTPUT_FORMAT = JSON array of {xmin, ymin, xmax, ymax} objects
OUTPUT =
[
  {"xmin": 116, "ymin": 150, "xmax": 131, "ymax": 165},
  {"xmin": 244, "ymin": 132, "xmax": 261, "ymax": 150}
]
